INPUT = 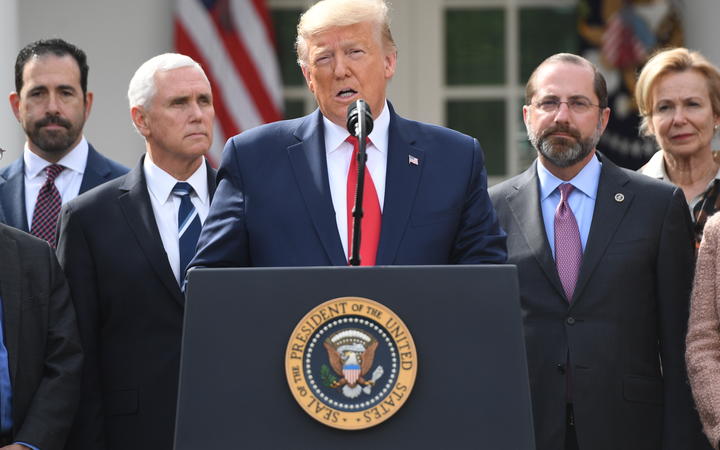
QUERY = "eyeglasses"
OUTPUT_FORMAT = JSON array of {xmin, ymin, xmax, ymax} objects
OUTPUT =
[{"xmin": 532, "ymin": 98, "xmax": 601, "ymax": 114}]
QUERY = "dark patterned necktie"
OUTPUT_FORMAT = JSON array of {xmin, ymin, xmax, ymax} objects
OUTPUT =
[
  {"xmin": 173, "ymin": 182, "xmax": 202, "ymax": 285},
  {"xmin": 346, "ymin": 136, "xmax": 381, "ymax": 266},
  {"xmin": 554, "ymin": 183, "xmax": 582, "ymax": 302},
  {"xmin": 30, "ymin": 164, "xmax": 65, "ymax": 248}
]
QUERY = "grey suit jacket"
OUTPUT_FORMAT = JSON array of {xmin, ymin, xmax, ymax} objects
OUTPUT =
[
  {"xmin": 489, "ymin": 154, "xmax": 708, "ymax": 450},
  {"xmin": 0, "ymin": 223, "xmax": 82, "ymax": 450},
  {"xmin": 0, "ymin": 144, "xmax": 128, "ymax": 231}
]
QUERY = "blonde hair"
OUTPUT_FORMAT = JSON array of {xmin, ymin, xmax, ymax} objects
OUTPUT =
[
  {"xmin": 635, "ymin": 47, "xmax": 720, "ymax": 136},
  {"xmin": 295, "ymin": 0, "xmax": 396, "ymax": 67}
]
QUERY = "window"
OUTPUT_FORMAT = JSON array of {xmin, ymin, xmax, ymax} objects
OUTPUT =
[
  {"xmin": 269, "ymin": 0, "xmax": 315, "ymax": 119},
  {"xmin": 441, "ymin": 0, "xmax": 578, "ymax": 181},
  {"xmin": 269, "ymin": 0, "xmax": 578, "ymax": 182}
]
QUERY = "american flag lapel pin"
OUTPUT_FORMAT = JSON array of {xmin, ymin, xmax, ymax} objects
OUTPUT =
[{"xmin": 408, "ymin": 155, "xmax": 419, "ymax": 166}]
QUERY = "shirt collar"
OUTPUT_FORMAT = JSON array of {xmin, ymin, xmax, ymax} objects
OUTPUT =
[
  {"xmin": 641, "ymin": 150, "xmax": 720, "ymax": 183},
  {"xmin": 23, "ymin": 136, "xmax": 89, "ymax": 179},
  {"xmin": 323, "ymin": 99, "xmax": 390, "ymax": 155},
  {"xmin": 143, "ymin": 155, "xmax": 209, "ymax": 205},
  {"xmin": 537, "ymin": 152, "xmax": 602, "ymax": 201},
  {"xmin": 640, "ymin": 150, "xmax": 667, "ymax": 180}
]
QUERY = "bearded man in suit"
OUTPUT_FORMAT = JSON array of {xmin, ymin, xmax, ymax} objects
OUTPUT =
[
  {"xmin": 1, "ymin": 39, "xmax": 127, "ymax": 247},
  {"xmin": 489, "ymin": 53, "xmax": 708, "ymax": 450}
]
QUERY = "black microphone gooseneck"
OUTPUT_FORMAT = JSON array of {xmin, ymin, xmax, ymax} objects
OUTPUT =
[{"xmin": 346, "ymin": 99, "xmax": 374, "ymax": 266}]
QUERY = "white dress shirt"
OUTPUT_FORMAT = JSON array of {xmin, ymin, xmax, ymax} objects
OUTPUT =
[
  {"xmin": 325, "ymin": 100, "xmax": 390, "ymax": 257},
  {"xmin": 143, "ymin": 156, "xmax": 210, "ymax": 284},
  {"xmin": 23, "ymin": 137, "xmax": 89, "ymax": 228}
]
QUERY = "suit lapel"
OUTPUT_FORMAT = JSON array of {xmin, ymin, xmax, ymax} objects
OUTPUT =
[
  {"xmin": 572, "ymin": 156, "xmax": 632, "ymax": 304},
  {"xmin": 206, "ymin": 162, "xmax": 217, "ymax": 199},
  {"xmin": 376, "ymin": 109, "xmax": 423, "ymax": 265},
  {"xmin": 287, "ymin": 111, "xmax": 347, "ymax": 266},
  {"xmin": 0, "ymin": 227, "xmax": 23, "ymax": 387},
  {"xmin": 79, "ymin": 144, "xmax": 112, "ymax": 194},
  {"xmin": 506, "ymin": 162, "xmax": 567, "ymax": 300},
  {"xmin": 118, "ymin": 159, "xmax": 184, "ymax": 305},
  {"xmin": 0, "ymin": 160, "xmax": 29, "ymax": 231}
]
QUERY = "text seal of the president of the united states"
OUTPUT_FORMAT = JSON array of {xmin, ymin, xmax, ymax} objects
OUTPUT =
[{"xmin": 285, "ymin": 297, "xmax": 418, "ymax": 430}]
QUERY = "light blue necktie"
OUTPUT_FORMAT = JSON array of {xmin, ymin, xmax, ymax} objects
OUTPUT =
[{"xmin": 173, "ymin": 182, "xmax": 202, "ymax": 285}]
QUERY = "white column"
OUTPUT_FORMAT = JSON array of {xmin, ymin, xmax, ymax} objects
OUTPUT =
[
  {"xmin": 684, "ymin": 0, "xmax": 720, "ymax": 66},
  {"xmin": 683, "ymin": 0, "xmax": 720, "ymax": 148},
  {"xmin": 0, "ymin": 0, "xmax": 22, "ymax": 168}
]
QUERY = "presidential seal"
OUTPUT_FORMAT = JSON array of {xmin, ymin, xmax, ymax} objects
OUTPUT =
[{"xmin": 285, "ymin": 297, "xmax": 417, "ymax": 430}]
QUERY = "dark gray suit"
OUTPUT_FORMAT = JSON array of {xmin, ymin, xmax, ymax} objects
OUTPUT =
[
  {"xmin": 0, "ymin": 223, "xmax": 82, "ymax": 450},
  {"xmin": 0, "ymin": 144, "xmax": 128, "ymax": 231},
  {"xmin": 57, "ymin": 157, "xmax": 216, "ymax": 450},
  {"xmin": 489, "ymin": 154, "xmax": 707, "ymax": 450}
]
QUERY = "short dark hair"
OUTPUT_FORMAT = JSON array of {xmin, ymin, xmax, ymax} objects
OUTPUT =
[
  {"xmin": 525, "ymin": 53, "xmax": 608, "ymax": 109},
  {"xmin": 15, "ymin": 38, "xmax": 89, "ymax": 98}
]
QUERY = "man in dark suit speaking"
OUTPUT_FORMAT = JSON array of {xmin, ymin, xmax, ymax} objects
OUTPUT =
[
  {"xmin": 489, "ymin": 53, "xmax": 707, "ymax": 450},
  {"xmin": 0, "ymin": 39, "xmax": 127, "ymax": 247},
  {"xmin": 56, "ymin": 53, "xmax": 216, "ymax": 450},
  {"xmin": 190, "ymin": 0, "xmax": 506, "ymax": 269}
]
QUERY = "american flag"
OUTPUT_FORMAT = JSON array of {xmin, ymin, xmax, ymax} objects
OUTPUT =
[
  {"xmin": 601, "ymin": 6, "xmax": 652, "ymax": 70},
  {"xmin": 175, "ymin": 0, "xmax": 284, "ymax": 164}
]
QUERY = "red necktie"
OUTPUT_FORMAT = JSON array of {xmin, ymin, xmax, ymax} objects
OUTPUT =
[
  {"xmin": 30, "ymin": 164, "xmax": 65, "ymax": 248},
  {"xmin": 346, "ymin": 136, "xmax": 381, "ymax": 266}
]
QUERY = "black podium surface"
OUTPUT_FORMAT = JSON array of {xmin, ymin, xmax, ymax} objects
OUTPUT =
[{"xmin": 175, "ymin": 265, "xmax": 534, "ymax": 449}]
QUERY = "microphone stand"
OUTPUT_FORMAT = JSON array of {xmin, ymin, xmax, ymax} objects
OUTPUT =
[{"xmin": 349, "ymin": 102, "xmax": 370, "ymax": 266}]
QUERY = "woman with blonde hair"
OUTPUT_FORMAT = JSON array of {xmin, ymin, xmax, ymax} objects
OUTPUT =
[{"xmin": 636, "ymin": 47, "xmax": 720, "ymax": 248}]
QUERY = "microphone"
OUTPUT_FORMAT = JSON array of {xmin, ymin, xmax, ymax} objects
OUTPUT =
[
  {"xmin": 345, "ymin": 99, "xmax": 373, "ymax": 266},
  {"xmin": 346, "ymin": 99, "xmax": 374, "ymax": 137}
]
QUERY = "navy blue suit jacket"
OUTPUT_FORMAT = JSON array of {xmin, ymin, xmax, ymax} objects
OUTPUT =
[
  {"xmin": 191, "ymin": 104, "xmax": 506, "ymax": 268},
  {"xmin": 0, "ymin": 144, "xmax": 128, "ymax": 231}
]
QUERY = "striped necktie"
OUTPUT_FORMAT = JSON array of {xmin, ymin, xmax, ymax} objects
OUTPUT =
[
  {"xmin": 30, "ymin": 164, "xmax": 65, "ymax": 248},
  {"xmin": 172, "ymin": 182, "xmax": 202, "ymax": 284}
]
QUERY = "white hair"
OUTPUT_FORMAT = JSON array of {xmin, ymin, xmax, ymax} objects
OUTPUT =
[
  {"xmin": 127, "ymin": 53, "xmax": 206, "ymax": 109},
  {"xmin": 295, "ymin": 0, "xmax": 395, "ymax": 67}
]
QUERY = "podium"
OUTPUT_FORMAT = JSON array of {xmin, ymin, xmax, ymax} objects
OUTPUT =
[{"xmin": 175, "ymin": 265, "xmax": 535, "ymax": 449}]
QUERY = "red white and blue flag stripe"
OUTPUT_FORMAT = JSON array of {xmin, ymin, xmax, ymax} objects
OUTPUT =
[
  {"xmin": 343, "ymin": 364, "xmax": 361, "ymax": 385},
  {"xmin": 175, "ymin": 0, "xmax": 283, "ymax": 165}
]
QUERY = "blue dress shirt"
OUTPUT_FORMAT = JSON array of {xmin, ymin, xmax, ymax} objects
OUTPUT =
[
  {"xmin": 537, "ymin": 155, "xmax": 602, "ymax": 258},
  {"xmin": 0, "ymin": 296, "xmax": 39, "ymax": 450}
]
